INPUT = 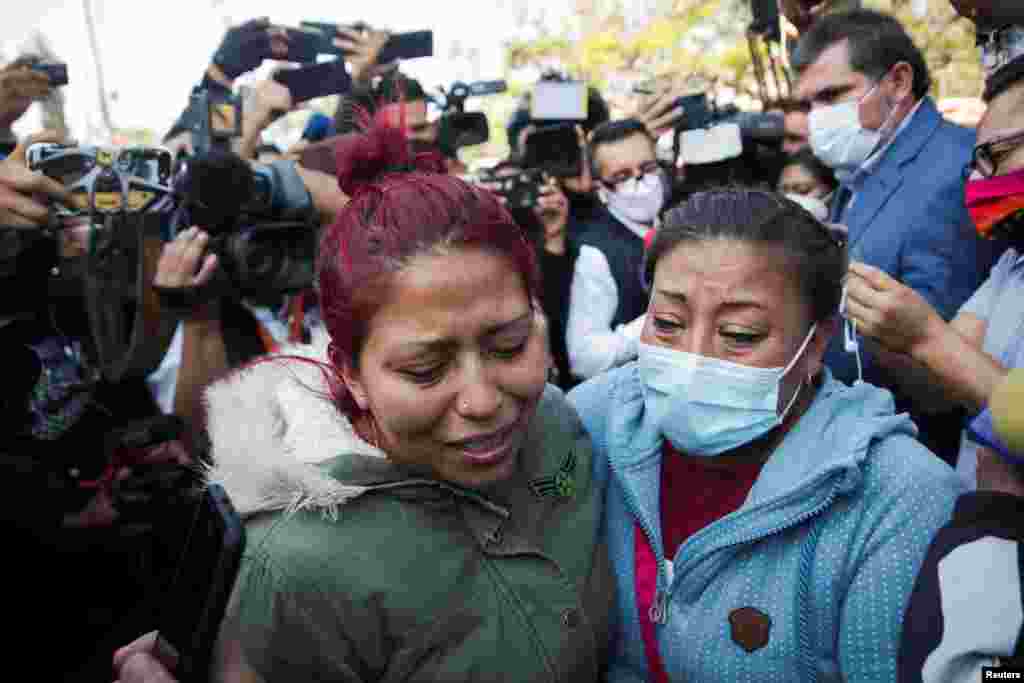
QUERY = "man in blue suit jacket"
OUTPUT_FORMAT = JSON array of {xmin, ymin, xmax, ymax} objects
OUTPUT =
[{"xmin": 794, "ymin": 10, "xmax": 1001, "ymax": 463}]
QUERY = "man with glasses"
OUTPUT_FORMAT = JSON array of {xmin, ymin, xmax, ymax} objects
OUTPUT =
[
  {"xmin": 793, "ymin": 9, "xmax": 998, "ymax": 465},
  {"xmin": 566, "ymin": 119, "xmax": 664, "ymax": 381}
]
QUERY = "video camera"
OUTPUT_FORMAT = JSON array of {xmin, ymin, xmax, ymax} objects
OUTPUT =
[
  {"xmin": 170, "ymin": 84, "xmax": 318, "ymax": 299},
  {"xmin": 516, "ymin": 75, "xmax": 593, "ymax": 179},
  {"xmin": 470, "ymin": 165, "xmax": 545, "ymax": 211},
  {"xmin": 434, "ymin": 79, "xmax": 507, "ymax": 153},
  {"xmin": 169, "ymin": 150, "xmax": 318, "ymax": 299},
  {"xmin": 633, "ymin": 87, "xmax": 785, "ymax": 164},
  {"xmin": 24, "ymin": 142, "xmax": 317, "ymax": 379}
]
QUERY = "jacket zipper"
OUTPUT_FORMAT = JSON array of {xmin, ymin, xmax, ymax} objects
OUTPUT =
[
  {"xmin": 668, "ymin": 481, "xmax": 842, "ymax": 681},
  {"xmin": 670, "ymin": 464, "xmax": 850, "ymax": 585},
  {"xmin": 607, "ymin": 450, "xmax": 672, "ymax": 625},
  {"xmin": 626, "ymin": 465, "xmax": 846, "ymax": 628}
]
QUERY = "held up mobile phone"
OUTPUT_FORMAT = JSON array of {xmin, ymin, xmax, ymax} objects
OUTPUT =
[
  {"xmin": 481, "ymin": 168, "xmax": 544, "ymax": 210},
  {"xmin": 377, "ymin": 30, "xmax": 434, "ymax": 63},
  {"xmin": 273, "ymin": 61, "xmax": 353, "ymax": 103},
  {"xmin": 283, "ymin": 26, "xmax": 327, "ymax": 63},
  {"xmin": 31, "ymin": 62, "xmax": 68, "ymax": 87},
  {"xmin": 301, "ymin": 23, "xmax": 433, "ymax": 62},
  {"xmin": 153, "ymin": 484, "xmax": 245, "ymax": 683}
]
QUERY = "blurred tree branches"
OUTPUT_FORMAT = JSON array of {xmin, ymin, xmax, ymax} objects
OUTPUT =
[{"xmin": 503, "ymin": 0, "xmax": 983, "ymax": 108}]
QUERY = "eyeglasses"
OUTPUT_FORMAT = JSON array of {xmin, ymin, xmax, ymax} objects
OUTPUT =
[
  {"xmin": 967, "ymin": 129, "xmax": 1024, "ymax": 178},
  {"xmin": 600, "ymin": 161, "xmax": 661, "ymax": 189}
]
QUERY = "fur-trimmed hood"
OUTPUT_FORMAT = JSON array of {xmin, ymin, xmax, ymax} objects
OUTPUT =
[{"xmin": 203, "ymin": 329, "xmax": 393, "ymax": 519}]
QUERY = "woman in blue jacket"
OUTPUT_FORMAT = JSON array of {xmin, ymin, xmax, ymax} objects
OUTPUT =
[{"xmin": 569, "ymin": 188, "xmax": 964, "ymax": 682}]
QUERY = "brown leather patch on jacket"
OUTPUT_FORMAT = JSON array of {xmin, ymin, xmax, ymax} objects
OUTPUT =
[{"xmin": 729, "ymin": 607, "xmax": 771, "ymax": 653}]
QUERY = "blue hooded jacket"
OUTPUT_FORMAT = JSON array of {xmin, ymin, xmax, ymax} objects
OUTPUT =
[{"xmin": 569, "ymin": 364, "xmax": 964, "ymax": 682}]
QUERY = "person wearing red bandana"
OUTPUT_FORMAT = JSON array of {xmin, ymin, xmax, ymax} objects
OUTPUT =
[{"xmin": 842, "ymin": 32, "xmax": 1024, "ymax": 493}]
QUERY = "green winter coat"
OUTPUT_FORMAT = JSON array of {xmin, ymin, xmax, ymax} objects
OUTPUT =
[{"xmin": 203, "ymin": 338, "xmax": 614, "ymax": 682}]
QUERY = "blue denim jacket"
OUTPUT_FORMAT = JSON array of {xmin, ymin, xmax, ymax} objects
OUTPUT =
[{"xmin": 569, "ymin": 365, "xmax": 964, "ymax": 682}]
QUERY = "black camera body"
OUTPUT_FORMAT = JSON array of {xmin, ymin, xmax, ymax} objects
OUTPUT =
[
  {"xmin": 474, "ymin": 166, "xmax": 545, "ymax": 211},
  {"xmin": 435, "ymin": 80, "xmax": 507, "ymax": 153},
  {"xmin": 31, "ymin": 61, "xmax": 68, "ymax": 87},
  {"xmin": 171, "ymin": 151, "xmax": 318, "ymax": 298}
]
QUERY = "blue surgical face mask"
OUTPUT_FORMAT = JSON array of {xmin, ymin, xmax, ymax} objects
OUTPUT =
[{"xmin": 637, "ymin": 324, "xmax": 818, "ymax": 456}]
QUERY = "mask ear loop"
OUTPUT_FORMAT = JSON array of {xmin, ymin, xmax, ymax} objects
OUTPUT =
[
  {"xmin": 839, "ymin": 283, "xmax": 864, "ymax": 385},
  {"xmin": 778, "ymin": 323, "xmax": 819, "ymax": 423}
]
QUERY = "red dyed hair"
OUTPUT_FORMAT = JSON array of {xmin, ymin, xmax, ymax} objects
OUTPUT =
[{"xmin": 318, "ymin": 118, "xmax": 540, "ymax": 418}]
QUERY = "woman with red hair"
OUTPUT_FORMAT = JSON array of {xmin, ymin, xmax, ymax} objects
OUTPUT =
[{"xmin": 192, "ymin": 121, "xmax": 614, "ymax": 681}]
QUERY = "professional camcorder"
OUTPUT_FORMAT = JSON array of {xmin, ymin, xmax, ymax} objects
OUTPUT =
[
  {"xmin": 434, "ymin": 79, "xmax": 508, "ymax": 154},
  {"xmin": 469, "ymin": 165, "xmax": 545, "ymax": 211},
  {"xmin": 161, "ymin": 84, "xmax": 320, "ymax": 300},
  {"xmin": 169, "ymin": 149, "xmax": 318, "ymax": 299},
  {"xmin": 633, "ymin": 88, "xmax": 785, "ymax": 166}
]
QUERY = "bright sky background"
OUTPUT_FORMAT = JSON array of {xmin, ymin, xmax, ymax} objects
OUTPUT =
[{"xmin": 3, "ymin": 0, "xmax": 577, "ymax": 143}]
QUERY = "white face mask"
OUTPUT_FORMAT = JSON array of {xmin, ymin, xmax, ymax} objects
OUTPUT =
[
  {"xmin": 809, "ymin": 83, "xmax": 899, "ymax": 183},
  {"xmin": 600, "ymin": 171, "xmax": 665, "ymax": 225},
  {"xmin": 784, "ymin": 192, "xmax": 830, "ymax": 222},
  {"xmin": 638, "ymin": 324, "xmax": 818, "ymax": 457}
]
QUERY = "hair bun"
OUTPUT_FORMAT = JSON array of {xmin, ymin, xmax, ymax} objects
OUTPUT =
[{"xmin": 333, "ymin": 111, "xmax": 447, "ymax": 198}]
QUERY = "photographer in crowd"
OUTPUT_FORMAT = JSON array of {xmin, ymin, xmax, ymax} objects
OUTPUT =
[
  {"xmin": 490, "ymin": 161, "xmax": 581, "ymax": 391},
  {"xmin": 146, "ymin": 21, "xmax": 362, "ymax": 444},
  {"xmin": 794, "ymin": 9, "xmax": 1000, "ymax": 464},
  {"xmin": 506, "ymin": 78, "xmax": 612, "ymax": 224}
]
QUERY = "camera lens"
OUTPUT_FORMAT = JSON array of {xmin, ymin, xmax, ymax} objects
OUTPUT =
[{"xmin": 230, "ymin": 231, "xmax": 281, "ymax": 290}]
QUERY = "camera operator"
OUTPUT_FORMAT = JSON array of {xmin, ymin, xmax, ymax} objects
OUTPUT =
[
  {"xmin": 146, "ymin": 159, "xmax": 333, "ymax": 450},
  {"xmin": 506, "ymin": 79, "xmax": 611, "ymax": 223},
  {"xmin": 0, "ymin": 59, "xmax": 54, "ymax": 157},
  {"xmin": 489, "ymin": 162, "xmax": 580, "ymax": 390},
  {"xmin": 632, "ymin": 81, "xmax": 788, "ymax": 204}
]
